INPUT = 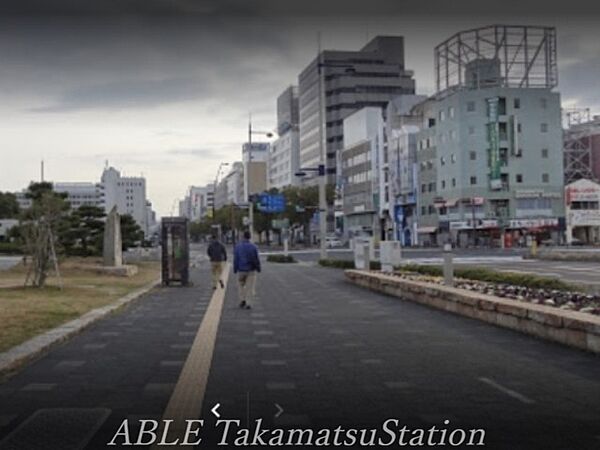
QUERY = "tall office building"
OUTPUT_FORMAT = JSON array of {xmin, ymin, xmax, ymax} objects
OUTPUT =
[
  {"xmin": 385, "ymin": 95, "xmax": 428, "ymax": 244},
  {"xmin": 298, "ymin": 35, "xmax": 416, "ymax": 230},
  {"xmin": 53, "ymin": 182, "xmax": 104, "ymax": 209},
  {"xmin": 101, "ymin": 166, "xmax": 150, "ymax": 237},
  {"xmin": 269, "ymin": 86, "xmax": 300, "ymax": 190},
  {"xmin": 298, "ymin": 36, "xmax": 415, "ymax": 179},
  {"xmin": 16, "ymin": 166, "xmax": 155, "ymax": 237},
  {"xmin": 413, "ymin": 25, "xmax": 565, "ymax": 247},
  {"xmin": 242, "ymin": 143, "xmax": 269, "ymax": 201},
  {"xmin": 340, "ymin": 107, "xmax": 385, "ymax": 236},
  {"xmin": 214, "ymin": 162, "xmax": 244, "ymax": 209}
]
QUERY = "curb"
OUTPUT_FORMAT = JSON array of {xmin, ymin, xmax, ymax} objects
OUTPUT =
[
  {"xmin": 345, "ymin": 270, "xmax": 600, "ymax": 354},
  {"xmin": 0, "ymin": 279, "xmax": 160, "ymax": 378}
]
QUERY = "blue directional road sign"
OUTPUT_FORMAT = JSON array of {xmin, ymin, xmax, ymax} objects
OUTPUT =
[{"xmin": 257, "ymin": 193, "xmax": 286, "ymax": 213}]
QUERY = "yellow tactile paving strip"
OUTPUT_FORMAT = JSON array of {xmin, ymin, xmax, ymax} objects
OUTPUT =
[{"xmin": 152, "ymin": 263, "xmax": 230, "ymax": 446}]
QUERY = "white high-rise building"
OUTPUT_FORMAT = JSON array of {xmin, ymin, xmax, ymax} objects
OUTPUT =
[
  {"xmin": 268, "ymin": 86, "xmax": 300, "ymax": 190},
  {"xmin": 185, "ymin": 184, "xmax": 214, "ymax": 221},
  {"xmin": 101, "ymin": 166, "xmax": 150, "ymax": 236},
  {"xmin": 15, "ymin": 166, "xmax": 155, "ymax": 237},
  {"xmin": 53, "ymin": 182, "xmax": 105, "ymax": 209}
]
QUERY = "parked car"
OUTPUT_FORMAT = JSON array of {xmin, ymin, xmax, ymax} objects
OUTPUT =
[{"xmin": 325, "ymin": 236, "xmax": 343, "ymax": 248}]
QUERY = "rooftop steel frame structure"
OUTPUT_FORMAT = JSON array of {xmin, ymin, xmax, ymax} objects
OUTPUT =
[
  {"xmin": 435, "ymin": 25, "xmax": 558, "ymax": 97},
  {"xmin": 564, "ymin": 108, "xmax": 597, "ymax": 184}
]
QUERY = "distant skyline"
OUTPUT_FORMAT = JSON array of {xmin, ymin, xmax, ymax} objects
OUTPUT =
[{"xmin": 1, "ymin": 1, "xmax": 599, "ymax": 216}]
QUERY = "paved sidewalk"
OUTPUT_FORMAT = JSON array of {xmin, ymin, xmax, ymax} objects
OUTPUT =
[
  {"xmin": 200, "ymin": 262, "xmax": 600, "ymax": 449},
  {"xmin": 0, "ymin": 256, "xmax": 599, "ymax": 449},
  {"xmin": 0, "ymin": 261, "xmax": 213, "ymax": 449}
]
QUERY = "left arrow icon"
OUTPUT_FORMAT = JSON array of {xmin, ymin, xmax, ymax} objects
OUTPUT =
[{"xmin": 211, "ymin": 403, "xmax": 221, "ymax": 418}]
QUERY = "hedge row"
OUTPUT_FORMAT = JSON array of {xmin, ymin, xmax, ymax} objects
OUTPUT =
[
  {"xmin": 397, "ymin": 264, "xmax": 578, "ymax": 292},
  {"xmin": 318, "ymin": 259, "xmax": 381, "ymax": 270},
  {"xmin": 266, "ymin": 254, "xmax": 297, "ymax": 263},
  {"xmin": 0, "ymin": 242, "xmax": 23, "ymax": 255}
]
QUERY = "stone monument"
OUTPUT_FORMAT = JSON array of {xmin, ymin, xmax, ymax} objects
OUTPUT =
[{"xmin": 103, "ymin": 206, "xmax": 123, "ymax": 267}]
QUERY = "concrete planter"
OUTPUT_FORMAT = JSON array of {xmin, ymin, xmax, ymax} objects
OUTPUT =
[{"xmin": 345, "ymin": 270, "xmax": 600, "ymax": 354}]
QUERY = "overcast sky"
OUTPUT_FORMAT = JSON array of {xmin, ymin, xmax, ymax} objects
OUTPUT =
[{"xmin": 1, "ymin": 1, "xmax": 599, "ymax": 216}]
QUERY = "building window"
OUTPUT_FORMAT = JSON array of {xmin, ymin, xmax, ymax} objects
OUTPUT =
[
  {"xmin": 541, "ymin": 148, "xmax": 549, "ymax": 158},
  {"xmin": 441, "ymin": 180, "xmax": 446, "ymax": 189},
  {"xmin": 468, "ymin": 126, "xmax": 475, "ymax": 135},
  {"xmin": 467, "ymin": 101, "xmax": 475, "ymax": 112},
  {"xmin": 514, "ymin": 98, "xmax": 520, "ymax": 109},
  {"xmin": 470, "ymin": 151, "xmax": 477, "ymax": 160},
  {"xmin": 541, "ymin": 123, "xmax": 548, "ymax": 133},
  {"xmin": 448, "ymin": 106, "xmax": 455, "ymax": 119},
  {"xmin": 449, "ymin": 130, "xmax": 456, "ymax": 140},
  {"xmin": 451, "ymin": 154, "xmax": 456, "ymax": 163},
  {"xmin": 542, "ymin": 173, "xmax": 550, "ymax": 183},
  {"xmin": 421, "ymin": 206, "xmax": 427, "ymax": 216},
  {"xmin": 428, "ymin": 182, "xmax": 435, "ymax": 192},
  {"xmin": 517, "ymin": 123, "xmax": 522, "ymax": 133},
  {"xmin": 439, "ymin": 110, "xmax": 445, "ymax": 122},
  {"xmin": 516, "ymin": 174, "xmax": 523, "ymax": 183},
  {"xmin": 470, "ymin": 176, "xmax": 477, "ymax": 185},
  {"xmin": 440, "ymin": 156, "xmax": 446, "ymax": 166},
  {"xmin": 421, "ymin": 183, "xmax": 426, "ymax": 193},
  {"xmin": 452, "ymin": 178, "xmax": 456, "ymax": 187},
  {"xmin": 428, "ymin": 205, "xmax": 436, "ymax": 214}
]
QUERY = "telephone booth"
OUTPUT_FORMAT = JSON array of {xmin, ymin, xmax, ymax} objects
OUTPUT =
[{"xmin": 161, "ymin": 217, "xmax": 190, "ymax": 286}]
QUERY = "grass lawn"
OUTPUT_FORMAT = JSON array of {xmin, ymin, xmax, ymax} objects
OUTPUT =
[{"xmin": 0, "ymin": 257, "xmax": 160, "ymax": 353}]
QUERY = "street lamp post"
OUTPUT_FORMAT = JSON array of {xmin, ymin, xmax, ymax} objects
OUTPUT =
[
  {"xmin": 246, "ymin": 117, "xmax": 273, "ymax": 242},
  {"xmin": 212, "ymin": 162, "xmax": 229, "ymax": 239},
  {"xmin": 295, "ymin": 164, "xmax": 328, "ymax": 260}
]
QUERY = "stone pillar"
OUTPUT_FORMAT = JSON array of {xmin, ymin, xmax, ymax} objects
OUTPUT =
[{"xmin": 103, "ymin": 206, "xmax": 123, "ymax": 267}]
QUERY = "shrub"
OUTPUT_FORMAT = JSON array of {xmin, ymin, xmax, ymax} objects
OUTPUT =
[
  {"xmin": 266, "ymin": 254, "xmax": 297, "ymax": 263},
  {"xmin": 396, "ymin": 264, "xmax": 578, "ymax": 292},
  {"xmin": 369, "ymin": 261, "xmax": 381, "ymax": 270},
  {"xmin": 318, "ymin": 259, "xmax": 355, "ymax": 269},
  {"xmin": 318, "ymin": 259, "xmax": 381, "ymax": 270},
  {"xmin": 0, "ymin": 241, "xmax": 23, "ymax": 255}
]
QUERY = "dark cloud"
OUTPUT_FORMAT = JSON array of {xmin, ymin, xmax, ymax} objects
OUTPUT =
[
  {"xmin": 29, "ymin": 77, "xmax": 208, "ymax": 112},
  {"xmin": 3, "ymin": 0, "xmax": 600, "ymax": 17}
]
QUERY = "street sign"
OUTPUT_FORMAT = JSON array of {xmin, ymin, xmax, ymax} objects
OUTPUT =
[{"xmin": 257, "ymin": 193, "xmax": 286, "ymax": 213}]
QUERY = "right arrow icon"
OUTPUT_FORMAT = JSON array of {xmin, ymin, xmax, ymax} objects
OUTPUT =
[{"xmin": 274, "ymin": 403, "xmax": 284, "ymax": 418}]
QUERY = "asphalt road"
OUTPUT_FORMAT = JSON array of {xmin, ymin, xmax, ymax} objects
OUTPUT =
[
  {"xmin": 261, "ymin": 247, "xmax": 600, "ymax": 289},
  {"xmin": 0, "ymin": 256, "xmax": 21, "ymax": 271},
  {"xmin": 0, "ymin": 252, "xmax": 599, "ymax": 449}
]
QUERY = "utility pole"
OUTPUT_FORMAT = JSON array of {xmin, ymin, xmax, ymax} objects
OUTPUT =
[
  {"xmin": 248, "ymin": 117, "xmax": 255, "ymax": 241},
  {"xmin": 316, "ymin": 35, "xmax": 328, "ymax": 260}
]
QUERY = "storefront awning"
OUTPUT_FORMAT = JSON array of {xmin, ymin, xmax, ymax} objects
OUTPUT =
[
  {"xmin": 417, "ymin": 226, "xmax": 437, "ymax": 234},
  {"xmin": 434, "ymin": 198, "xmax": 458, "ymax": 208}
]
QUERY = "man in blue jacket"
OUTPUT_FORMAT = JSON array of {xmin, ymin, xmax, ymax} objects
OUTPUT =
[{"xmin": 233, "ymin": 231, "xmax": 261, "ymax": 309}]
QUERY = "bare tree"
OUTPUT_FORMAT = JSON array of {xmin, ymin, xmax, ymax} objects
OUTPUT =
[{"xmin": 20, "ymin": 186, "xmax": 68, "ymax": 288}]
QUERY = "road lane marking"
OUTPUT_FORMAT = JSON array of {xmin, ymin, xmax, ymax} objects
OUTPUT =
[
  {"xmin": 152, "ymin": 263, "xmax": 230, "ymax": 447},
  {"xmin": 478, "ymin": 377, "xmax": 535, "ymax": 404}
]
